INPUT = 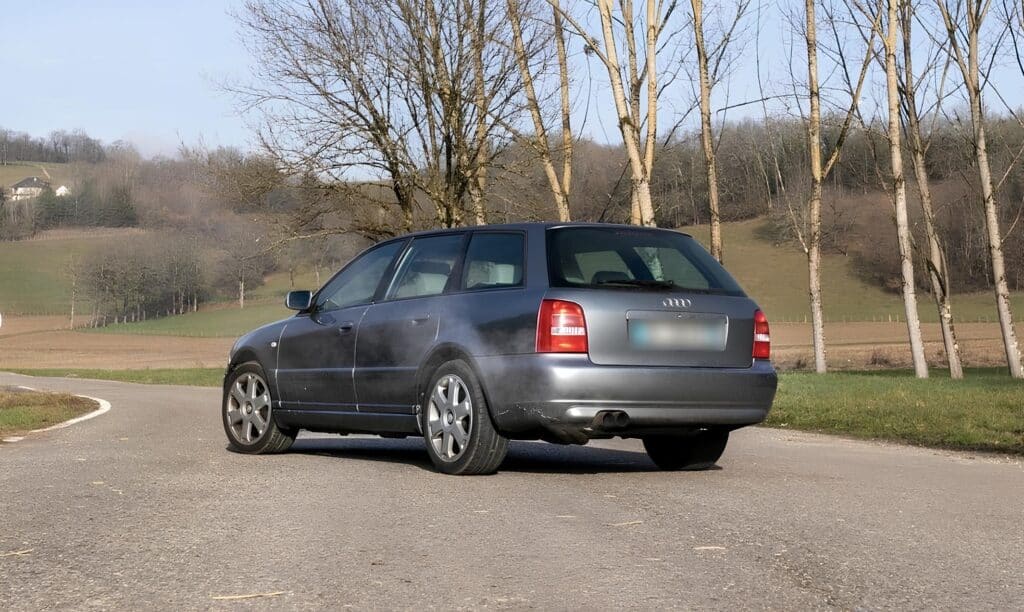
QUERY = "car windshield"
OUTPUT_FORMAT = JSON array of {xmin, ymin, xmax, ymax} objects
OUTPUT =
[{"xmin": 546, "ymin": 226, "xmax": 745, "ymax": 296}]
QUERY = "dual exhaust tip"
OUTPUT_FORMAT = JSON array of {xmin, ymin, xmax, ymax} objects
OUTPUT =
[{"xmin": 595, "ymin": 410, "xmax": 630, "ymax": 430}]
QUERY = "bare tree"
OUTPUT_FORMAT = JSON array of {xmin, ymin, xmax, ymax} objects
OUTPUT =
[
  {"xmin": 689, "ymin": 0, "xmax": 750, "ymax": 261},
  {"xmin": 552, "ymin": 0, "xmax": 678, "ymax": 226},
  {"xmin": 880, "ymin": 0, "xmax": 929, "ymax": 377},
  {"xmin": 507, "ymin": 0, "xmax": 574, "ymax": 221},
  {"xmin": 236, "ymin": 0, "xmax": 526, "ymax": 235},
  {"xmin": 899, "ymin": 1, "xmax": 964, "ymax": 378},
  {"xmin": 801, "ymin": 0, "xmax": 880, "ymax": 373},
  {"xmin": 935, "ymin": 0, "xmax": 1023, "ymax": 378}
]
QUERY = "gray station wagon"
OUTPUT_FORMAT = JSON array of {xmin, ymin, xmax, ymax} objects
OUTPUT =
[{"xmin": 223, "ymin": 223, "xmax": 777, "ymax": 474}]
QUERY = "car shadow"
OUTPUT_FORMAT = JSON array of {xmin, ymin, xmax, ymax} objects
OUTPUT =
[{"xmin": 287, "ymin": 437, "xmax": 665, "ymax": 474}]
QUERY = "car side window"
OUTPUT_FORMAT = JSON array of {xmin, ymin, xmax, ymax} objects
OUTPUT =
[
  {"xmin": 315, "ymin": 241, "xmax": 404, "ymax": 312},
  {"xmin": 387, "ymin": 234, "xmax": 464, "ymax": 300},
  {"xmin": 461, "ymin": 233, "xmax": 524, "ymax": 290}
]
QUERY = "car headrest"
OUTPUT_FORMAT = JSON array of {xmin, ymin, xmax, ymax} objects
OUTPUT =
[
  {"xmin": 591, "ymin": 270, "xmax": 631, "ymax": 284},
  {"xmin": 410, "ymin": 260, "xmax": 451, "ymax": 276}
]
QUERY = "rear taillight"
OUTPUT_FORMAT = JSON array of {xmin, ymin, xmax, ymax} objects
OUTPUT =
[
  {"xmin": 753, "ymin": 309, "xmax": 770, "ymax": 360},
  {"xmin": 536, "ymin": 299, "xmax": 588, "ymax": 353}
]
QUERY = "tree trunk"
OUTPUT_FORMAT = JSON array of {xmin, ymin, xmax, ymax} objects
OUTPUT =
[
  {"xmin": 554, "ymin": 0, "xmax": 573, "ymax": 220},
  {"xmin": 69, "ymin": 274, "xmax": 76, "ymax": 330},
  {"xmin": 596, "ymin": 0, "xmax": 657, "ymax": 227},
  {"xmin": 805, "ymin": 0, "xmax": 828, "ymax": 373},
  {"xmin": 975, "ymin": 116, "xmax": 1023, "ymax": 377},
  {"xmin": 884, "ymin": 0, "xmax": 928, "ymax": 378},
  {"xmin": 691, "ymin": 0, "xmax": 723, "ymax": 262},
  {"xmin": 469, "ymin": 0, "xmax": 489, "ymax": 226},
  {"xmin": 508, "ymin": 0, "xmax": 572, "ymax": 221},
  {"xmin": 901, "ymin": 5, "xmax": 963, "ymax": 378},
  {"xmin": 239, "ymin": 278, "xmax": 246, "ymax": 310},
  {"xmin": 949, "ymin": 0, "xmax": 1024, "ymax": 377}
]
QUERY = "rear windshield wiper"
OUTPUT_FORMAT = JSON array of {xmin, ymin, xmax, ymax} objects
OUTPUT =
[
  {"xmin": 594, "ymin": 279, "xmax": 731, "ymax": 294},
  {"xmin": 595, "ymin": 279, "xmax": 678, "ymax": 290}
]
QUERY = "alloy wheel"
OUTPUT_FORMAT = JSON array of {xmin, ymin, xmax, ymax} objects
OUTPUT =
[
  {"xmin": 426, "ymin": 374, "xmax": 473, "ymax": 462},
  {"xmin": 225, "ymin": 372, "xmax": 272, "ymax": 445}
]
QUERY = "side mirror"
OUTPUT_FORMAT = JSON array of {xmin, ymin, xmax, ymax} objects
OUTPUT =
[{"xmin": 285, "ymin": 290, "xmax": 313, "ymax": 311}]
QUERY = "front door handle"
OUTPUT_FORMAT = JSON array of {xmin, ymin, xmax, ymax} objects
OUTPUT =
[
  {"xmin": 410, "ymin": 314, "xmax": 431, "ymax": 325},
  {"xmin": 338, "ymin": 321, "xmax": 355, "ymax": 334}
]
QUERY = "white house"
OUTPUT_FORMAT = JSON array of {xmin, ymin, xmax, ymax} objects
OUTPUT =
[
  {"xmin": 55, "ymin": 185, "xmax": 70, "ymax": 197},
  {"xmin": 8, "ymin": 176, "xmax": 50, "ymax": 201}
]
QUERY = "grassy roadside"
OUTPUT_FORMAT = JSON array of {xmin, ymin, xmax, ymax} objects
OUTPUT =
[
  {"xmin": 6, "ymin": 368, "xmax": 224, "ymax": 387},
  {"xmin": 0, "ymin": 389, "xmax": 97, "ymax": 438},
  {"xmin": 5, "ymin": 367, "xmax": 1022, "ymax": 455},
  {"xmin": 768, "ymin": 369, "xmax": 1024, "ymax": 455}
]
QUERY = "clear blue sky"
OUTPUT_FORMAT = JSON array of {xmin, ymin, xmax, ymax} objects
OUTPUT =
[
  {"xmin": 0, "ymin": 1, "xmax": 793, "ymax": 157},
  {"xmin": 0, "ymin": 0, "xmax": 251, "ymax": 157},
  {"xmin": 1, "ymin": 1, "xmax": 1020, "ymax": 160}
]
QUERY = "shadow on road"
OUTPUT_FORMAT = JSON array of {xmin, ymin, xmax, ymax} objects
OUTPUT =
[{"xmin": 287, "ymin": 437, "xmax": 661, "ymax": 474}]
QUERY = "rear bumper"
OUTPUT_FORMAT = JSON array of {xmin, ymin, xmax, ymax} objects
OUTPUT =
[{"xmin": 475, "ymin": 354, "xmax": 777, "ymax": 440}]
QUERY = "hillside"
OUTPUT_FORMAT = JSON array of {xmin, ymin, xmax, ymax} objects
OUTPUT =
[
  {"xmin": 688, "ymin": 219, "xmax": 1024, "ymax": 323},
  {"xmin": 1, "ymin": 220, "xmax": 1021, "ymax": 335},
  {"xmin": 0, "ymin": 162, "xmax": 72, "ymax": 189},
  {"xmin": 0, "ymin": 229, "xmax": 132, "ymax": 315}
]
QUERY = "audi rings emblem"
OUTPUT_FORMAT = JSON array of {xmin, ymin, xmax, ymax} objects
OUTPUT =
[{"xmin": 662, "ymin": 297, "xmax": 692, "ymax": 308}]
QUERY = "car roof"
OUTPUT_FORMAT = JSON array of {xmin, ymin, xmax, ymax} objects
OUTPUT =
[{"xmin": 395, "ymin": 222, "xmax": 693, "ymax": 240}]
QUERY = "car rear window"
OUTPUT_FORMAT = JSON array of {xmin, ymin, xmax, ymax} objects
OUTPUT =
[{"xmin": 546, "ymin": 227, "xmax": 745, "ymax": 296}]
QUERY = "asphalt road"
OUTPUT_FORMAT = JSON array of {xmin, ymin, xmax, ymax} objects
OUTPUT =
[{"xmin": 1, "ymin": 373, "xmax": 1021, "ymax": 610}]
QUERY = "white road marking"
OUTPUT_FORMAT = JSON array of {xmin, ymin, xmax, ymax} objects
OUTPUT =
[
  {"xmin": 31, "ymin": 395, "xmax": 111, "ymax": 433},
  {"xmin": 1, "ymin": 383, "xmax": 112, "ymax": 442}
]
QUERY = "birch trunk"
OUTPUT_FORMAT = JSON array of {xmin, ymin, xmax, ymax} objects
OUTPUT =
[
  {"xmin": 937, "ymin": 0, "xmax": 1023, "ymax": 377},
  {"xmin": 469, "ymin": 0, "xmax": 489, "ymax": 225},
  {"xmin": 975, "ymin": 114, "xmax": 1023, "ymax": 377},
  {"xmin": 884, "ymin": 0, "xmax": 928, "ymax": 378},
  {"xmin": 508, "ymin": 0, "xmax": 572, "ymax": 221},
  {"xmin": 69, "ymin": 274, "xmax": 76, "ymax": 330},
  {"xmin": 554, "ymin": 0, "xmax": 573, "ymax": 218},
  {"xmin": 596, "ymin": 0, "xmax": 657, "ymax": 226},
  {"xmin": 691, "ymin": 0, "xmax": 723, "ymax": 261},
  {"xmin": 901, "ymin": 6, "xmax": 963, "ymax": 378},
  {"xmin": 805, "ymin": 0, "xmax": 828, "ymax": 373}
]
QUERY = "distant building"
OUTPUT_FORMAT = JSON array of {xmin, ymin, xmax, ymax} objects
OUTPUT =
[
  {"xmin": 55, "ymin": 185, "xmax": 70, "ymax": 197},
  {"xmin": 9, "ymin": 176, "xmax": 50, "ymax": 201}
]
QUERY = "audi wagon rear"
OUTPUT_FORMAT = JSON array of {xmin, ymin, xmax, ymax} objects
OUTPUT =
[{"xmin": 223, "ymin": 223, "xmax": 778, "ymax": 474}]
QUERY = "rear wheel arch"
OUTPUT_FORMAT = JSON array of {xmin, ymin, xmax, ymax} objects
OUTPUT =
[{"xmin": 416, "ymin": 345, "xmax": 496, "ymax": 420}]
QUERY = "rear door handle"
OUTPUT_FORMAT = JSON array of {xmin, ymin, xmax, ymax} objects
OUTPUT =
[
  {"xmin": 410, "ymin": 314, "xmax": 431, "ymax": 325},
  {"xmin": 338, "ymin": 321, "xmax": 355, "ymax": 334}
]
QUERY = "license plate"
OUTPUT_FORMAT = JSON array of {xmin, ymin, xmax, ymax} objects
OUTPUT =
[{"xmin": 628, "ymin": 315, "xmax": 728, "ymax": 351}]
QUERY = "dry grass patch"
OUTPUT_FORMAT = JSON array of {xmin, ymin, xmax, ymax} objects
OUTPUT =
[{"xmin": 0, "ymin": 389, "xmax": 96, "ymax": 438}]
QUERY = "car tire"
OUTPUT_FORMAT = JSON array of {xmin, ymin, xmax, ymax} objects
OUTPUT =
[
  {"xmin": 642, "ymin": 429, "xmax": 729, "ymax": 471},
  {"xmin": 421, "ymin": 359, "xmax": 508, "ymax": 475},
  {"xmin": 223, "ymin": 362, "xmax": 296, "ymax": 454}
]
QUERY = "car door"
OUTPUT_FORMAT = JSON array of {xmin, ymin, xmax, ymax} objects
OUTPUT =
[
  {"xmin": 276, "ymin": 239, "xmax": 405, "ymax": 410},
  {"xmin": 354, "ymin": 233, "xmax": 466, "ymax": 413}
]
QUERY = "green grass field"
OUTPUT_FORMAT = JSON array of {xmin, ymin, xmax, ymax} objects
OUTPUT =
[
  {"xmin": 91, "ymin": 301, "xmax": 292, "ymax": 337},
  {"xmin": 0, "ymin": 232, "xmax": 106, "ymax": 315},
  {"xmin": 768, "ymin": 368, "xmax": 1024, "ymax": 454},
  {"xmin": 8, "ymin": 366, "xmax": 1023, "ymax": 454},
  {"xmin": 88, "ymin": 269, "xmax": 318, "ymax": 337}
]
